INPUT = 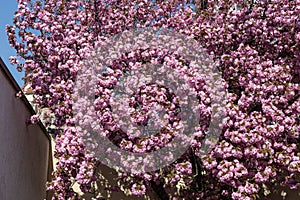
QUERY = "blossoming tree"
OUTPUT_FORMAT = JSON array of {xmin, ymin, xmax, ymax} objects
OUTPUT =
[{"xmin": 7, "ymin": 0, "xmax": 300, "ymax": 199}]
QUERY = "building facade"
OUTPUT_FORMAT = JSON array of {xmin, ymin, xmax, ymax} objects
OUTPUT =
[{"xmin": 0, "ymin": 58, "xmax": 52, "ymax": 200}]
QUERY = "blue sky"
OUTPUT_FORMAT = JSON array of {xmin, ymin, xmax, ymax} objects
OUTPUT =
[
  {"xmin": 0, "ymin": 1, "xmax": 24, "ymax": 86},
  {"xmin": 0, "ymin": 1, "xmax": 197, "ymax": 88}
]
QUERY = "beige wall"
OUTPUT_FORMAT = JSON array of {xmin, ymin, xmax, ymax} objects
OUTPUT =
[
  {"xmin": 81, "ymin": 163, "xmax": 160, "ymax": 199},
  {"xmin": 0, "ymin": 58, "xmax": 52, "ymax": 200}
]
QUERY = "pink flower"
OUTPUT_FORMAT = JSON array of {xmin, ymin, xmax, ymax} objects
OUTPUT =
[{"xmin": 131, "ymin": 183, "xmax": 146, "ymax": 196}]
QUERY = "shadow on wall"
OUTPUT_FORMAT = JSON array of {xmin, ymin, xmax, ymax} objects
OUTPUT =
[
  {"xmin": 265, "ymin": 186, "xmax": 300, "ymax": 200},
  {"xmin": 81, "ymin": 163, "xmax": 300, "ymax": 200},
  {"xmin": 82, "ymin": 163, "xmax": 161, "ymax": 200}
]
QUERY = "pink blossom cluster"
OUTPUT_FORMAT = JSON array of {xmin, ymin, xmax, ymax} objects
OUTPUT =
[
  {"xmin": 91, "ymin": 47, "xmax": 209, "ymax": 156},
  {"xmin": 7, "ymin": 0, "xmax": 300, "ymax": 199}
]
